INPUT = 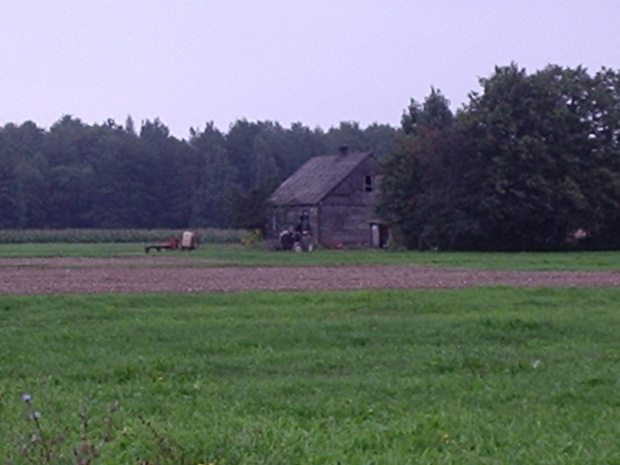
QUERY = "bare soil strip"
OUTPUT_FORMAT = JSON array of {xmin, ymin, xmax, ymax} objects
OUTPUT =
[
  {"xmin": 0, "ymin": 257, "xmax": 222, "ymax": 267},
  {"xmin": 1, "ymin": 258, "xmax": 620, "ymax": 294}
]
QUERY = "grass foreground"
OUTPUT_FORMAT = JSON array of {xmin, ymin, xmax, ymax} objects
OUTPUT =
[
  {"xmin": 1, "ymin": 288, "xmax": 620, "ymax": 463},
  {"xmin": 2, "ymin": 242, "xmax": 620, "ymax": 271}
]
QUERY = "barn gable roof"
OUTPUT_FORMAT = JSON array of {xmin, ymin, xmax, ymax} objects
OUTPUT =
[{"xmin": 267, "ymin": 151, "xmax": 374, "ymax": 205}]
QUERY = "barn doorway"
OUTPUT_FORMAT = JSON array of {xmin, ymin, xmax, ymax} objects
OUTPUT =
[{"xmin": 370, "ymin": 223, "xmax": 390, "ymax": 248}]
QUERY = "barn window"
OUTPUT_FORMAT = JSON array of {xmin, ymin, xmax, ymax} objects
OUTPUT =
[{"xmin": 364, "ymin": 175, "xmax": 373, "ymax": 192}]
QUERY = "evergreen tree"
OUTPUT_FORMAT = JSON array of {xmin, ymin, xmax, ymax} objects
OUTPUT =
[{"xmin": 189, "ymin": 123, "xmax": 237, "ymax": 227}]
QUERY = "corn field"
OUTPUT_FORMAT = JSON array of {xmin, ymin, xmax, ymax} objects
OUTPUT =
[{"xmin": 0, "ymin": 228, "xmax": 247, "ymax": 244}]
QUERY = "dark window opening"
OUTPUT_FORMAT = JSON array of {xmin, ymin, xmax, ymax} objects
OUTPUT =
[{"xmin": 364, "ymin": 175, "xmax": 373, "ymax": 192}]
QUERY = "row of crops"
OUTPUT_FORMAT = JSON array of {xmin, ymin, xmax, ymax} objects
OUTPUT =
[{"xmin": 0, "ymin": 228, "xmax": 247, "ymax": 244}]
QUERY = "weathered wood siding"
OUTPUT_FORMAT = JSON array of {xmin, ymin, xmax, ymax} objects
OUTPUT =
[
  {"xmin": 318, "ymin": 157, "xmax": 382, "ymax": 246},
  {"xmin": 323, "ymin": 157, "xmax": 381, "ymax": 207},
  {"xmin": 319, "ymin": 205, "xmax": 375, "ymax": 246},
  {"xmin": 266, "ymin": 154, "xmax": 384, "ymax": 247}
]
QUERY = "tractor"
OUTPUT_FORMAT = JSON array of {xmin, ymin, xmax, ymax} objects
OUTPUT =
[{"xmin": 278, "ymin": 211, "xmax": 314, "ymax": 252}]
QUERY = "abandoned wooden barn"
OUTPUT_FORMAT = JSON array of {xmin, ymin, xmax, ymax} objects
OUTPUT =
[{"xmin": 266, "ymin": 147, "xmax": 390, "ymax": 248}]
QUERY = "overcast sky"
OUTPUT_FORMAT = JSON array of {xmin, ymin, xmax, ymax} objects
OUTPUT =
[{"xmin": 2, "ymin": 0, "xmax": 619, "ymax": 139}]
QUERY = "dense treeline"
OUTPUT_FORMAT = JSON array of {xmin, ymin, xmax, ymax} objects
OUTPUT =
[
  {"xmin": 4, "ymin": 63, "xmax": 620, "ymax": 251},
  {"xmin": 379, "ymin": 64, "xmax": 620, "ymax": 250},
  {"xmin": 0, "ymin": 117, "xmax": 396, "ymax": 230}
]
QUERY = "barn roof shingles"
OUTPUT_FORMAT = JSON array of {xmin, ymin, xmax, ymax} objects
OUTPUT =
[{"xmin": 267, "ymin": 151, "xmax": 373, "ymax": 205}]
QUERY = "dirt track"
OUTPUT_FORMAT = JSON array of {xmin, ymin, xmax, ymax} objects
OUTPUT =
[{"xmin": 1, "ymin": 257, "xmax": 620, "ymax": 295}]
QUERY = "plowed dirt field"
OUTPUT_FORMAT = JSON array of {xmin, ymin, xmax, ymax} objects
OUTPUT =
[{"xmin": 1, "ymin": 257, "xmax": 620, "ymax": 294}]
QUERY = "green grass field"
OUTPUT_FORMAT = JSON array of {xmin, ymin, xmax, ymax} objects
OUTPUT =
[
  {"xmin": 2, "ymin": 241, "xmax": 620, "ymax": 270},
  {"xmin": 2, "ymin": 288, "xmax": 620, "ymax": 464}
]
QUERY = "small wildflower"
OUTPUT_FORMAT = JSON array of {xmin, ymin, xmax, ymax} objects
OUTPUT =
[
  {"xmin": 108, "ymin": 400, "xmax": 119, "ymax": 412},
  {"xmin": 29, "ymin": 411, "xmax": 41, "ymax": 420},
  {"xmin": 441, "ymin": 433, "xmax": 450, "ymax": 441},
  {"xmin": 22, "ymin": 393, "xmax": 32, "ymax": 403}
]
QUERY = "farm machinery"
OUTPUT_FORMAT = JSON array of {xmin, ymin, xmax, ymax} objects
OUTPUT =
[
  {"xmin": 278, "ymin": 228, "xmax": 314, "ymax": 252},
  {"xmin": 277, "ymin": 211, "xmax": 315, "ymax": 252},
  {"xmin": 145, "ymin": 231, "xmax": 197, "ymax": 253}
]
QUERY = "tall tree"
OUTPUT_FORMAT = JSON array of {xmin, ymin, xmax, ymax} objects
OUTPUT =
[
  {"xmin": 139, "ymin": 118, "xmax": 193, "ymax": 228},
  {"xmin": 225, "ymin": 119, "xmax": 262, "ymax": 193},
  {"xmin": 576, "ymin": 67, "xmax": 620, "ymax": 246},
  {"xmin": 0, "ymin": 128, "xmax": 18, "ymax": 227},
  {"xmin": 458, "ymin": 64, "xmax": 605, "ymax": 249},
  {"xmin": 189, "ymin": 122, "xmax": 236, "ymax": 227},
  {"xmin": 0, "ymin": 122, "xmax": 47, "ymax": 228},
  {"xmin": 14, "ymin": 153, "xmax": 48, "ymax": 227},
  {"xmin": 44, "ymin": 116, "xmax": 96, "ymax": 227},
  {"xmin": 378, "ymin": 89, "xmax": 464, "ymax": 248}
]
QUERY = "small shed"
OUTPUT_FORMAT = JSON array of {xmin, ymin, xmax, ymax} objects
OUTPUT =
[{"xmin": 266, "ymin": 147, "xmax": 390, "ymax": 248}]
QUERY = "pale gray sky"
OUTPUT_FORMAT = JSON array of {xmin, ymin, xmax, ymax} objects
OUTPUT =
[{"xmin": 2, "ymin": 0, "xmax": 619, "ymax": 138}]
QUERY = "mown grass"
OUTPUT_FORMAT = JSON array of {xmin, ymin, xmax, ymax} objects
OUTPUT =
[
  {"xmin": 2, "ymin": 288, "xmax": 620, "ymax": 463},
  {"xmin": 2, "ymin": 241, "xmax": 620, "ymax": 271},
  {"xmin": 0, "ymin": 242, "xmax": 145, "ymax": 258},
  {"xmin": 204, "ymin": 244, "xmax": 620, "ymax": 270}
]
